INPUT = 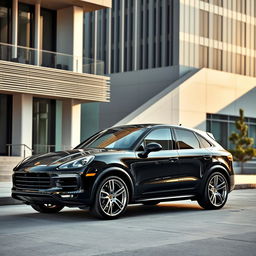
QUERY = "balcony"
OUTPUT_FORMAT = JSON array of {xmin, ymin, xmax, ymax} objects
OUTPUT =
[{"xmin": 0, "ymin": 42, "xmax": 110, "ymax": 102}]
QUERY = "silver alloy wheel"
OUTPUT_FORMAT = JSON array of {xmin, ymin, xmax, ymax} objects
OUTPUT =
[
  {"xmin": 208, "ymin": 174, "xmax": 228, "ymax": 207},
  {"xmin": 99, "ymin": 178, "xmax": 127, "ymax": 217}
]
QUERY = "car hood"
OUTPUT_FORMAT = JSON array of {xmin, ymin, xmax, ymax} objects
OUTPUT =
[{"xmin": 18, "ymin": 148, "xmax": 120, "ymax": 168}]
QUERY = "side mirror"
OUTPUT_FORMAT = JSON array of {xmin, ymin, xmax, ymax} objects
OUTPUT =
[{"xmin": 138, "ymin": 142, "xmax": 162, "ymax": 158}]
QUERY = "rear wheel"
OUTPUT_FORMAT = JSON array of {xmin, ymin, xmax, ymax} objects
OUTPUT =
[
  {"xmin": 31, "ymin": 203, "xmax": 64, "ymax": 213},
  {"xmin": 197, "ymin": 172, "xmax": 228, "ymax": 210},
  {"xmin": 91, "ymin": 176, "xmax": 129, "ymax": 219}
]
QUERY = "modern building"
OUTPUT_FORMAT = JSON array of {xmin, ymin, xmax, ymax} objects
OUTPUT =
[
  {"xmin": 0, "ymin": 0, "xmax": 111, "ymax": 160},
  {"xmin": 82, "ymin": 0, "xmax": 256, "ymax": 150}
]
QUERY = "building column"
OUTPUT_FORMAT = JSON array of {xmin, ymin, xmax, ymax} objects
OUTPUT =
[
  {"xmin": 34, "ymin": 1, "xmax": 41, "ymax": 66},
  {"xmin": 12, "ymin": 94, "xmax": 33, "ymax": 157},
  {"xmin": 133, "ymin": 0, "xmax": 139, "ymax": 70},
  {"xmin": 62, "ymin": 99, "xmax": 81, "ymax": 149},
  {"xmin": 106, "ymin": 8, "xmax": 112, "ymax": 74},
  {"xmin": 12, "ymin": 0, "xmax": 18, "ymax": 58},
  {"xmin": 57, "ymin": 6, "xmax": 84, "ymax": 73},
  {"xmin": 119, "ymin": 0, "xmax": 125, "ymax": 72},
  {"xmin": 93, "ymin": 11, "xmax": 98, "ymax": 74}
]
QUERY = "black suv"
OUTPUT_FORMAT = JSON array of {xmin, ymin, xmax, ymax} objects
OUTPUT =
[{"xmin": 12, "ymin": 124, "xmax": 234, "ymax": 219}]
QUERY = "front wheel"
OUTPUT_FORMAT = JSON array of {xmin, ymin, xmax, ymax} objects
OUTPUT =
[
  {"xmin": 197, "ymin": 172, "xmax": 229, "ymax": 210},
  {"xmin": 91, "ymin": 176, "xmax": 129, "ymax": 219},
  {"xmin": 31, "ymin": 204, "xmax": 64, "ymax": 213}
]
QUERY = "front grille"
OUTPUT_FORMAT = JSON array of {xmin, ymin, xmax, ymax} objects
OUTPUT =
[{"xmin": 13, "ymin": 173, "xmax": 51, "ymax": 190}]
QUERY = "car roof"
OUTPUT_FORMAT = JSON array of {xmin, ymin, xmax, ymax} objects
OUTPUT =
[
  {"xmin": 111, "ymin": 123, "xmax": 197, "ymax": 131},
  {"xmin": 111, "ymin": 124, "xmax": 217, "ymax": 143}
]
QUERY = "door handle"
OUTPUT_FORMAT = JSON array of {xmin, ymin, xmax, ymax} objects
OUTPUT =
[{"xmin": 169, "ymin": 157, "xmax": 179, "ymax": 163}]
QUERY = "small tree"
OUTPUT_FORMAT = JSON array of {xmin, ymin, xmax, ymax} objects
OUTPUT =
[{"xmin": 229, "ymin": 109, "xmax": 256, "ymax": 173}]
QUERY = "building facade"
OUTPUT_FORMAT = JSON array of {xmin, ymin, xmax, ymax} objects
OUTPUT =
[
  {"xmin": 82, "ymin": 0, "xmax": 256, "ymax": 150},
  {"xmin": 0, "ymin": 0, "xmax": 111, "ymax": 157}
]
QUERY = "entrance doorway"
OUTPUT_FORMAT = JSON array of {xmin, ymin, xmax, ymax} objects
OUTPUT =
[
  {"xmin": 0, "ymin": 94, "xmax": 12, "ymax": 155},
  {"xmin": 33, "ymin": 98, "xmax": 56, "ymax": 154}
]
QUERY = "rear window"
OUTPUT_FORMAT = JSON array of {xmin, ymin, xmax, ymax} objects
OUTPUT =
[
  {"xmin": 197, "ymin": 134, "xmax": 212, "ymax": 148},
  {"xmin": 174, "ymin": 128, "xmax": 200, "ymax": 150}
]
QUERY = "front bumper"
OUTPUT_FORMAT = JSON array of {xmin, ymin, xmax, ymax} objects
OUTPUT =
[{"xmin": 12, "ymin": 172, "xmax": 91, "ymax": 207}]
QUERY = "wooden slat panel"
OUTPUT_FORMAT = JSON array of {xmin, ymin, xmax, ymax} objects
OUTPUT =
[{"xmin": 0, "ymin": 60, "xmax": 110, "ymax": 102}]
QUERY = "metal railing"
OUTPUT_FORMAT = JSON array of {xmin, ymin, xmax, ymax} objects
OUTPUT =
[
  {"xmin": 0, "ymin": 42, "xmax": 105, "ymax": 75},
  {"xmin": 6, "ymin": 144, "xmax": 33, "ymax": 158},
  {"xmin": 6, "ymin": 144, "xmax": 72, "ymax": 158},
  {"xmin": 33, "ymin": 144, "xmax": 71, "ymax": 155}
]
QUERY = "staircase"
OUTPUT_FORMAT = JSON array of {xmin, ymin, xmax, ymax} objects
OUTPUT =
[{"xmin": 0, "ymin": 157, "xmax": 23, "ymax": 182}]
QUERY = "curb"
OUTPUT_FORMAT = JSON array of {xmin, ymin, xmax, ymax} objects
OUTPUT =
[
  {"xmin": 0, "ymin": 197, "xmax": 22, "ymax": 206},
  {"xmin": 234, "ymin": 184, "xmax": 256, "ymax": 190}
]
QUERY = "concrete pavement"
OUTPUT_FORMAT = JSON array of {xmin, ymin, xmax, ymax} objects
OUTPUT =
[{"xmin": 0, "ymin": 190, "xmax": 255, "ymax": 256}]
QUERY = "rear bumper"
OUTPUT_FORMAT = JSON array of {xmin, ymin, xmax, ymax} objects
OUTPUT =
[{"xmin": 230, "ymin": 174, "xmax": 235, "ymax": 192}]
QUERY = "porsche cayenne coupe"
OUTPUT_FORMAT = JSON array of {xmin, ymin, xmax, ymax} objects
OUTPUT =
[{"xmin": 12, "ymin": 124, "xmax": 234, "ymax": 219}]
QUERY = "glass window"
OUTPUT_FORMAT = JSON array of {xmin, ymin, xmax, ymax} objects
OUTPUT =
[
  {"xmin": 249, "ymin": 124, "xmax": 256, "ymax": 148},
  {"xmin": 175, "ymin": 129, "xmax": 200, "ymax": 150},
  {"xmin": 199, "ymin": 46, "xmax": 209, "ymax": 68},
  {"xmin": 18, "ymin": 3, "xmax": 35, "ymax": 47},
  {"xmin": 213, "ymin": 14, "xmax": 223, "ymax": 41},
  {"xmin": 0, "ymin": 1, "xmax": 11, "ymax": 44},
  {"xmin": 213, "ymin": 0, "xmax": 223, "ymax": 7},
  {"xmin": 213, "ymin": 48, "xmax": 223, "ymax": 70},
  {"xmin": 33, "ymin": 98, "xmax": 56, "ymax": 154},
  {"xmin": 207, "ymin": 114, "xmax": 256, "ymax": 149},
  {"xmin": 196, "ymin": 134, "xmax": 212, "ymax": 148},
  {"xmin": 144, "ymin": 128, "xmax": 173, "ymax": 150},
  {"xmin": 199, "ymin": 10, "xmax": 209, "ymax": 38},
  {"xmin": 41, "ymin": 8, "xmax": 56, "ymax": 51},
  {"xmin": 81, "ymin": 127, "xmax": 146, "ymax": 149}
]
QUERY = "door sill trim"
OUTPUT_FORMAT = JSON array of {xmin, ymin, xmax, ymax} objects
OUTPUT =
[{"xmin": 137, "ymin": 194, "xmax": 195, "ymax": 202}]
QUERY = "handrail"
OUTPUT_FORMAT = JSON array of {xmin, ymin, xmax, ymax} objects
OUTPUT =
[
  {"xmin": 6, "ymin": 144, "xmax": 33, "ymax": 158},
  {"xmin": 0, "ymin": 41, "xmax": 99, "ymax": 62}
]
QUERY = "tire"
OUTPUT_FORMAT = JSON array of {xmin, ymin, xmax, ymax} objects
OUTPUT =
[
  {"xmin": 91, "ymin": 176, "xmax": 129, "ymax": 219},
  {"xmin": 197, "ymin": 172, "xmax": 229, "ymax": 210},
  {"xmin": 31, "ymin": 203, "xmax": 64, "ymax": 213},
  {"xmin": 142, "ymin": 201, "xmax": 160, "ymax": 206}
]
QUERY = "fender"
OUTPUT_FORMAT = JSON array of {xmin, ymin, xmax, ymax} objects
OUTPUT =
[
  {"xmin": 199, "ymin": 164, "xmax": 231, "ymax": 193},
  {"xmin": 90, "ymin": 167, "xmax": 135, "ymax": 202}
]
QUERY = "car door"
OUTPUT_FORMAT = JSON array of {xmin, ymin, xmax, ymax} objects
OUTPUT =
[
  {"xmin": 131, "ymin": 128, "xmax": 180, "ymax": 196},
  {"xmin": 173, "ymin": 128, "xmax": 212, "ymax": 190}
]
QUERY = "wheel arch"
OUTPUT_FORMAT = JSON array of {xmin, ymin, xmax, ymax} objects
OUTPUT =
[
  {"xmin": 90, "ymin": 167, "xmax": 135, "ymax": 203},
  {"xmin": 201, "ymin": 164, "xmax": 231, "ymax": 192}
]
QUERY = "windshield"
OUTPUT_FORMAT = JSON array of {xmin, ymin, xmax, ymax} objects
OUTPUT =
[{"xmin": 79, "ymin": 127, "xmax": 147, "ymax": 150}]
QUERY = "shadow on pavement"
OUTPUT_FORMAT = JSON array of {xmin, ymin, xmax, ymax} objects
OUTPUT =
[{"xmin": 2, "ymin": 202, "xmax": 202, "ymax": 226}]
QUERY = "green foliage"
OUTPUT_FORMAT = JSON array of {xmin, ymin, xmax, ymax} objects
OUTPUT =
[{"xmin": 229, "ymin": 109, "xmax": 256, "ymax": 169}]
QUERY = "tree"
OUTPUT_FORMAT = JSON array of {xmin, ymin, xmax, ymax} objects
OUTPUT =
[{"xmin": 229, "ymin": 109, "xmax": 256, "ymax": 173}]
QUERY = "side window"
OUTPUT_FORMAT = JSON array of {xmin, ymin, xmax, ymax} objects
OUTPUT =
[
  {"xmin": 175, "ymin": 129, "xmax": 200, "ymax": 150},
  {"xmin": 196, "ymin": 134, "xmax": 212, "ymax": 148},
  {"xmin": 143, "ymin": 128, "xmax": 173, "ymax": 150}
]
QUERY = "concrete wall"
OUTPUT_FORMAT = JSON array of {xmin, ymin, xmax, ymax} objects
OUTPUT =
[
  {"xmin": 121, "ymin": 68, "xmax": 256, "ymax": 131},
  {"xmin": 81, "ymin": 65, "xmax": 180, "ymax": 139}
]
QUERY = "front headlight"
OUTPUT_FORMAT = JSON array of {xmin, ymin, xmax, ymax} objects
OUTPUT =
[{"xmin": 58, "ymin": 156, "xmax": 94, "ymax": 169}]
